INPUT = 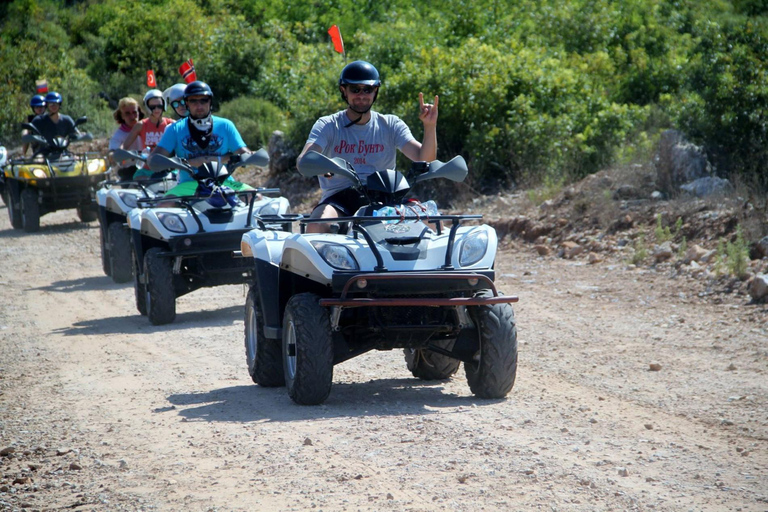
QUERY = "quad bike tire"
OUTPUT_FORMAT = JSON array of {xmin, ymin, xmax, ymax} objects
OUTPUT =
[
  {"xmin": 282, "ymin": 293, "xmax": 334, "ymax": 405},
  {"xmin": 21, "ymin": 188, "xmax": 40, "ymax": 233},
  {"xmin": 7, "ymin": 185, "xmax": 22, "ymax": 230},
  {"xmin": 245, "ymin": 288, "xmax": 284, "ymax": 387},
  {"xmin": 108, "ymin": 222, "xmax": 132, "ymax": 283},
  {"xmin": 144, "ymin": 247, "xmax": 175, "ymax": 325},
  {"xmin": 132, "ymin": 248, "xmax": 147, "ymax": 316},
  {"xmin": 404, "ymin": 339, "xmax": 461, "ymax": 380},
  {"xmin": 464, "ymin": 290, "xmax": 518, "ymax": 399},
  {"xmin": 77, "ymin": 205, "xmax": 98, "ymax": 223},
  {"xmin": 99, "ymin": 224, "xmax": 112, "ymax": 277}
]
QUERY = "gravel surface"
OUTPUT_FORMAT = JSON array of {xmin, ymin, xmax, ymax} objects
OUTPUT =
[{"xmin": 0, "ymin": 201, "xmax": 766, "ymax": 512}]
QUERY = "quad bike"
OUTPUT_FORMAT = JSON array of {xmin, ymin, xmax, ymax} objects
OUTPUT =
[
  {"xmin": 4, "ymin": 118, "xmax": 108, "ymax": 232},
  {"xmin": 240, "ymin": 151, "xmax": 519, "ymax": 405},
  {"xmin": 96, "ymin": 149, "xmax": 177, "ymax": 283},
  {"xmin": 129, "ymin": 150, "xmax": 293, "ymax": 326}
]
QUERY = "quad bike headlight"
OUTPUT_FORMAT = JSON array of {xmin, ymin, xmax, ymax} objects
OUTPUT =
[
  {"xmin": 459, "ymin": 230, "xmax": 489, "ymax": 266},
  {"xmin": 311, "ymin": 241, "xmax": 359, "ymax": 270},
  {"xmin": 157, "ymin": 212, "xmax": 187, "ymax": 233},
  {"xmin": 116, "ymin": 191, "xmax": 138, "ymax": 208},
  {"xmin": 88, "ymin": 159, "xmax": 105, "ymax": 174},
  {"xmin": 32, "ymin": 168, "xmax": 47, "ymax": 179},
  {"xmin": 256, "ymin": 200, "xmax": 282, "ymax": 216}
]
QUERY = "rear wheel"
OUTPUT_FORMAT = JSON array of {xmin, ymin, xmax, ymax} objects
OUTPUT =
[
  {"xmin": 132, "ymin": 248, "xmax": 147, "ymax": 316},
  {"xmin": 464, "ymin": 290, "xmax": 518, "ymax": 399},
  {"xmin": 7, "ymin": 185, "xmax": 22, "ymax": 229},
  {"xmin": 404, "ymin": 339, "xmax": 460, "ymax": 380},
  {"xmin": 144, "ymin": 247, "xmax": 175, "ymax": 325},
  {"xmin": 108, "ymin": 222, "xmax": 132, "ymax": 283},
  {"xmin": 282, "ymin": 293, "xmax": 333, "ymax": 405},
  {"xmin": 21, "ymin": 188, "xmax": 40, "ymax": 233},
  {"xmin": 77, "ymin": 205, "xmax": 98, "ymax": 223},
  {"xmin": 245, "ymin": 288, "xmax": 284, "ymax": 387}
]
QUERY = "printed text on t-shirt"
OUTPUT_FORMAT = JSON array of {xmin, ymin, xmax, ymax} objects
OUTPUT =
[{"xmin": 334, "ymin": 140, "xmax": 385, "ymax": 156}]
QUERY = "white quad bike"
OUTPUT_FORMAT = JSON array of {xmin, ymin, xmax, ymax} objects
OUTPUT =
[
  {"xmin": 129, "ymin": 150, "xmax": 292, "ymax": 326},
  {"xmin": 96, "ymin": 148, "xmax": 177, "ymax": 283},
  {"xmin": 240, "ymin": 151, "xmax": 519, "ymax": 405}
]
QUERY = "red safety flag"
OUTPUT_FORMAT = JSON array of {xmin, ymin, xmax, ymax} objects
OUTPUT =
[
  {"xmin": 36, "ymin": 79, "xmax": 48, "ymax": 94},
  {"xmin": 179, "ymin": 59, "xmax": 197, "ymax": 84},
  {"xmin": 328, "ymin": 25, "xmax": 344, "ymax": 54},
  {"xmin": 146, "ymin": 70, "xmax": 157, "ymax": 88}
]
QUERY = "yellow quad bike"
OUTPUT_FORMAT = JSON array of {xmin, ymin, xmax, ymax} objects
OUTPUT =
[{"xmin": 5, "ymin": 117, "xmax": 108, "ymax": 232}]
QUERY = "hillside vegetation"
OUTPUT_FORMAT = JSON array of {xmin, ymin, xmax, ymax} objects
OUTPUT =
[{"xmin": 1, "ymin": 0, "xmax": 767, "ymax": 191}]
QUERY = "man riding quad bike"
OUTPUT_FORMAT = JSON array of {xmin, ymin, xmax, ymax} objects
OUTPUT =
[
  {"xmin": 240, "ymin": 151, "xmax": 518, "ymax": 405},
  {"xmin": 129, "ymin": 150, "xmax": 292, "ymax": 326},
  {"xmin": 4, "ymin": 117, "xmax": 107, "ymax": 232}
]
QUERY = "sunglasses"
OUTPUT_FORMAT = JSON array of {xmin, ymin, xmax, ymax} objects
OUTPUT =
[
  {"xmin": 347, "ymin": 85, "xmax": 376, "ymax": 95},
  {"xmin": 123, "ymin": 110, "xmax": 138, "ymax": 116},
  {"xmin": 171, "ymin": 100, "xmax": 185, "ymax": 109},
  {"xmin": 183, "ymin": 98, "xmax": 211, "ymax": 105},
  {"xmin": 148, "ymin": 104, "xmax": 164, "ymax": 111}
]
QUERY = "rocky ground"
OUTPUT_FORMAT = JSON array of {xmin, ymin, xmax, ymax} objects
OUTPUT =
[{"xmin": 0, "ymin": 157, "xmax": 767, "ymax": 511}]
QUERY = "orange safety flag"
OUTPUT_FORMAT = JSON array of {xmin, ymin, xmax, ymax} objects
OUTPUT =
[
  {"xmin": 146, "ymin": 70, "xmax": 157, "ymax": 88},
  {"xmin": 179, "ymin": 59, "xmax": 197, "ymax": 84},
  {"xmin": 36, "ymin": 79, "xmax": 48, "ymax": 94},
  {"xmin": 328, "ymin": 25, "xmax": 344, "ymax": 54}
]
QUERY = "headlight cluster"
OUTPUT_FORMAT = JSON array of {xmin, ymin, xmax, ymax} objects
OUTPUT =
[
  {"xmin": 256, "ymin": 200, "xmax": 282, "ymax": 216},
  {"xmin": 459, "ymin": 230, "xmax": 489, "ymax": 266},
  {"xmin": 116, "ymin": 191, "xmax": 138, "ymax": 208},
  {"xmin": 88, "ymin": 159, "xmax": 105, "ymax": 174},
  {"xmin": 157, "ymin": 212, "xmax": 187, "ymax": 233},
  {"xmin": 32, "ymin": 168, "xmax": 47, "ymax": 179},
  {"xmin": 311, "ymin": 241, "xmax": 359, "ymax": 270}
]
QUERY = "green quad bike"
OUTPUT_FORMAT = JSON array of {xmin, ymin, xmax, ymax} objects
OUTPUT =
[{"xmin": 4, "ymin": 117, "xmax": 108, "ymax": 232}]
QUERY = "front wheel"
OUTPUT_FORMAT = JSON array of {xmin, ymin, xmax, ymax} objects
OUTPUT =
[
  {"xmin": 7, "ymin": 185, "xmax": 22, "ymax": 230},
  {"xmin": 282, "ymin": 293, "xmax": 333, "ymax": 405},
  {"xmin": 108, "ymin": 222, "xmax": 132, "ymax": 283},
  {"xmin": 21, "ymin": 188, "xmax": 40, "ymax": 233},
  {"xmin": 144, "ymin": 247, "xmax": 175, "ymax": 325},
  {"xmin": 77, "ymin": 204, "xmax": 98, "ymax": 223},
  {"xmin": 464, "ymin": 291, "xmax": 518, "ymax": 399},
  {"xmin": 132, "ymin": 248, "xmax": 147, "ymax": 316},
  {"xmin": 245, "ymin": 288, "xmax": 284, "ymax": 387},
  {"xmin": 404, "ymin": 339, "xmax": 460, "ymax": 380},
  {"xmin": 99, "ymin": 223, "xmax": 112, "ymax": 277}
]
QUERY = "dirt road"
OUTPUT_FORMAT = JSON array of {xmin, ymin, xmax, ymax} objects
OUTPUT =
[{"xmin": 1, "ymin": 206, "xmax": 766, "ymax": 512}]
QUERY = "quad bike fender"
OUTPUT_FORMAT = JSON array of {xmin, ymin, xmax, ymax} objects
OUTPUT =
[{"xmin": 241, "ymin": 229, "xmax": 292, "ymax": 266}]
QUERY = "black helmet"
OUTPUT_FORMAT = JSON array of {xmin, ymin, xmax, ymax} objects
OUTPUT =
[
  {"xmin": 183, "ymin": 81, "xmax": 213, "ymax": 100},
  {"xmin": 339, "ymin": 61, "xmax": 381, "ymax": 87}
]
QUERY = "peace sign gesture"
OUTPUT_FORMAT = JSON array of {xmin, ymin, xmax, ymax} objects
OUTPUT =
[{"xmin": 418, "ymin": 93, "xmax": 438, "ymax": 128}]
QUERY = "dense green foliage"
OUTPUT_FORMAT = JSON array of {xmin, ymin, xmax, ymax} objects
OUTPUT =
[{"xmin": 1, "ymin": 0, "xmax": 766, "ymax": 190}]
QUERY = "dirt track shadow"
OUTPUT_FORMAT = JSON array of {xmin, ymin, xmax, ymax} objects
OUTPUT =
[
  {"xmin": 0, "ymin": 220, "xmax": 94, "ymax": 238},
  {"xmin": 164, "ymin": 381, "xmax": 501, "ymax": 423},
  {"xmin": 51, "ymin": 304, "xmax": 243, "ymax": 336},
  {"xmin": 30, "ymin": 275, "xmax": 126, "ymax": 293}
]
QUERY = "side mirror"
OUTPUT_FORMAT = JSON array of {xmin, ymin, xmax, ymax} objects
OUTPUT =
[
  {"xmin": 74, "ymin": 116, "xmax": 88, "ymax": 127},
  {"xmin": 112, "ymin": 148, "xmax": 144, "ymax": 162},
  {"xmin": 21, "ymin": 122, "xmax": 42, "ymax": 136},
  {"xmin": 414, "ymin": 156, "xmax": 468, "ymax": 184},
  {"xmin": 297, "ymin": 151, "xmax": 360, "ymax": 186},
  {"xmin": 150, "ymin": 154, "xmax": 192, "ymax": 174},
  {"xmin": 21, "ymin": 133, "xmax": 47, "ymax": 145},
  {"xmin": 230, "ymin": 148, "xmax": 269, "ymax": 172}
]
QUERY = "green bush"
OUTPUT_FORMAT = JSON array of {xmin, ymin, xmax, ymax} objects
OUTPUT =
[{"xmin": 217, "ymin": 96, "xmax": 287, "ymax": 150}]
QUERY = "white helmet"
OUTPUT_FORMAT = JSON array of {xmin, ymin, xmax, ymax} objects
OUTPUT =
[
  {"xmin": 163, "ymin": 83, "xmax": 187, "ymax": 106},
  {"xmin": 0, "ymin": 146, "xmax": 7, "ymax": 168},
  {"xmin": 143, "ymin": 89, "xmax": 165, "ymax": 111}
]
